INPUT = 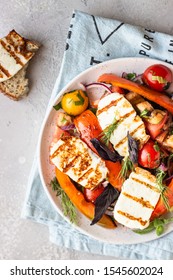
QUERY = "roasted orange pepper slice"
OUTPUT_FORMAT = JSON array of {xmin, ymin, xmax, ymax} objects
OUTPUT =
[
  {"xmin": 98, "ymin": 73, "xmax": 173, "ymax": 115},
  {"xmin": 74, "ymin": 110, "xmax": 123, "ymax": 191},
  {"xmin": 55, "ymin": 167, "xmax": 116, "ymax": 229}
]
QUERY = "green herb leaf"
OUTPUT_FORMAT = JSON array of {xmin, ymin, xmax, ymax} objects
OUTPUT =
[
  {"xmin": 126, "ymin": 73, "xmax": 136, "ymax": 80},
  {"xmin": 119, "ymin": 156, "xmax": 134, "ymax": 179},
  {"xmin": 162, "ymin": 216, "xmax": 173, "ymax": 225},
  {"xmin": 156, "ymin": 225, "xmax": 164, "ymax": 236},
  {"xmin": 134, "ymin": 216, "xmax": 173, "ymax": 236},
  {"xmin": 53, "ymin": 102, "xmax": 62, "ymax": 111},
  {"xmin": 119, "ymin": 133, "xmax": 138, "ymax": 179},
  {"xmin": 154, "ymin": 141, "xmax": 160, "ymax": 152},
  {"xmin": 89, "ymin": 107, "xmax": 97, "ymax": 115},
  {"xmin": 74, "ymin": 91, "xmax": 85, "ymax": 105},
  {"xmin": 156, "ymin": 168, "xmax": 170, "ymax": 211},
  {"xmin": 152, "ymin": 75, "xmax": 167, "ymax": 84},
  {"xmin": 140, "ymin": 109, "xmax": 151, "ymax": 118},
  {"xmin": 50, "ymin": 177, "xmax": 77, "ymax": 224},
  {"xmin": 100, "ymin": 117, "xmax": 119, "ymax": 146},
  {"xmin": 133, "ymin": 221, "xmax": 155, "ymax": 234},
  {"xmin": 51, "ymin": 177, "xmax": 61, "ymax": 196}
]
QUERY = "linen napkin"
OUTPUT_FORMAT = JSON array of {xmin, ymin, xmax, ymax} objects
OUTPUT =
[{"xmin": 22, "ymin": 10, "xmax": 173, "ymax": 260}]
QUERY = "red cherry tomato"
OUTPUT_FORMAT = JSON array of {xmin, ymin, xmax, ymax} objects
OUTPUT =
[
  {"xmin": 144, "ymin": 112, "xmax": 168, "ymax": 139},
  {"xmin": 84, "ymin": 184, "xmax": 105, "ymax": 203},
  {"xmin": 138, "ymin": 140, "xmax": 160, "ymax": 169},
  {"xmin": 111, "ymin": 85, "xmax": 125, "ymax": 94},
  {"xmin": 142, "ymin": 64, "xmax": 172, "ymax": 92}
]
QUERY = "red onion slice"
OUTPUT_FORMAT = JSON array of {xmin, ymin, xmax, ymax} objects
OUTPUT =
[
  {"xmin": 84, "ymin": 82, "xmax": 112, "ymax": 108},
  {"xmin": 158, "ymin": 163, "xmax": 168, "ymax": 172},
  {"xmin": 85, "ymin": 82, "xmax": 112, "ymax": 93},
  {"xmin": 61, "ymin": 123, "xmax": 75, "ymax": 131}
]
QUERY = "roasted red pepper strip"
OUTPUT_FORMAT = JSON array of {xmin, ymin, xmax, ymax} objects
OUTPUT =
[
  {"xmin": 98, "ymin": 73, "xmax": 173, "ymax": 115},
  {"xmin": 151, "ymin": 179, "xmax": 173, "ymax": 220},
  {"xmin": 74, "ymin": 110, "xmax": 123, "ymax": 191},
  {"xmin": 55, "ymin": 167, "xmax": 116, "ymax": 228}
]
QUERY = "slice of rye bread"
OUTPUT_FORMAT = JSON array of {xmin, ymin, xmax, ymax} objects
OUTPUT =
[
  {"xmin": 0, "ymin": 30, "xmax": 39, "ymax": 100},
  {"xmin": 0, "ymin": 64, "xmax": 29, "ymax": 100}
]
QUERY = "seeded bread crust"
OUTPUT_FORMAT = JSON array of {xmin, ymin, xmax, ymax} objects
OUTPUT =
[
  {"xmin": 0, "ymin": 64, "xmax": 29, "ymax": 100},
  {"xmin": 0, "ymin": 30, "xmax": 39, "ymax": 100}
]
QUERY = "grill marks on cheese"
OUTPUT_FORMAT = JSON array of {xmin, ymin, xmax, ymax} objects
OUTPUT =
[
  {"xmin": 114, "ymin": 167, "xmax": 160, "ymax": 229},
  {"xmin": 122, "ymin": 192, "xmax": 154, "ymax": 209},
  {"xmin": 50, "ymin": 135, "xmax": 108, "ymax": 189},
  {"xmin": 0, "ymin": 64, "xmax": 10, "ymax": 78},
  {"xmin": 0, "ymin": 30, "xmax": 37, "ymax": 82},
  {"xmin": 97, "ymin": 93, "xmax": 150, "ymax": 157},
  {"xmin": 97, "ymin": 97, "xmax": 122, "ymax": 115}
]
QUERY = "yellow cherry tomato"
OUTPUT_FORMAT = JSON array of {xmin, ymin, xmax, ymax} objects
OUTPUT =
[{"xmin": 61, "ymin": 90, "xmax": 89, "ymax": 116}]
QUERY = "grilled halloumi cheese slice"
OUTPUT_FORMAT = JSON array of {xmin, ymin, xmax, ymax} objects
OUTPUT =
[
  {"xmin": 0, "ymin": 30, "xmax": 39, "ymax": 82},
  {"xmin": 97, "ymin": 92, "xmax": 150, "ymax": 157},
  {"xmin": 50, "ymin": 135, "xmax": 108, "ymax": 189},
  {"xmin": 114, "ymin": 167, "xmax": 160, "ymax": 229}
]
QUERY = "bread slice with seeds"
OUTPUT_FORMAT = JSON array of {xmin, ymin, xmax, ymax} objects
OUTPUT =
[
  {"xmin": 0, "ymin": 30, "xmax": 39, "ymax": 100},
  {"xmin": 0, "ymin": 64, "xmax": 29, "ymax": 100}
]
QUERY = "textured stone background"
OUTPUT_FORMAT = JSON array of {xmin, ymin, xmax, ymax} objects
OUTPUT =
[{"xmin": 0, "ymin": 0, "xmax": 173, "ymax": 260}]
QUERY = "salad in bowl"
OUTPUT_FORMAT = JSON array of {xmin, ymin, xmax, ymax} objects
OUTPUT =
[{"xmin": 39, "ymin": 58, "xmax": 173, "ymax": 243}]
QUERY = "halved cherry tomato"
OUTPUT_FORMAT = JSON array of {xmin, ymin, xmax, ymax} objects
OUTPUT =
[
  {"xmin": 142, "ymin": 64, "xmax": 172, "ymax": 92},
  {"xmin": 151, "ymin": 178, "xmax": 173, "ymax": 220},
  {"xmin": 111, "ymin": 85, "xmax": 125, "ymax": 94},
  {"xmin": 84, "ymin": 184, "xmax": 105, "ymax": 203},
  {"xmin": 144, "ymin": 112, "xmax": 168, "ymax": 139},
  {"xmin": 138, "ymin": 139, "xmax": 160, "ymax": 169}
]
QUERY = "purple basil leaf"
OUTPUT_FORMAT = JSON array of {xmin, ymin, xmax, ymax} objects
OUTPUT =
[
  {"xmin": 90, "ymin": 184, "xmax": 119, "ymax": 226},
  {"xmin": 90, "ymin": 138, "xmax": 124, "ymax": 162},
  {"xmin": 127, "ymin": 132, "xmax": 139, "ymax": 164}
]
